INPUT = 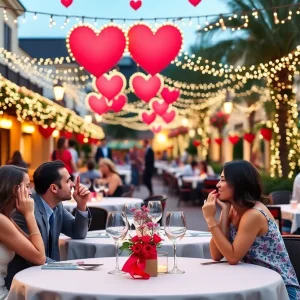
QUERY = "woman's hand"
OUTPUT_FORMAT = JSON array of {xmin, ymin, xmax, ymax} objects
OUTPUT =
[
  {"xmin": 16, "ymin": 183, "xmax": 34, "ymax": 217},
  {"xmin": 202, "ymin": 190, "xmax": 218, "ymax": 224},
  {"xmin": 217, "ymin": 199, "xmax": 231, "ymax": 212}
]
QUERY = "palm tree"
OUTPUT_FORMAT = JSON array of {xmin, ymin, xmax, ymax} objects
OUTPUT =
[{"xmin": 194, "ymin": 0, "xmax": 300, "ymax": 178}]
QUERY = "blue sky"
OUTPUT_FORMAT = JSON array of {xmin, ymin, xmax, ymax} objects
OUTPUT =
[{"xmin": 18, "ymin": 0, "xmax": 229, "ymax": 50}]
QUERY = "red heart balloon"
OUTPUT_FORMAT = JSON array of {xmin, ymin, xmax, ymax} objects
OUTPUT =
[
  {"xmin": 109, "ymin": 94, "xmax": 127, "ymax": 112},
  {"xmin": 151, "ymin": 98, "xmax": 169, "ymax": 116},
  {"xmin": 86, "ymin": 93, "xmax": 109, "ymax": 115},
  {"xmin": 161, "ymin": 87, "xmax": 180, "ymax": 104},
  {"xmin": 244, "ymin": 133, "xmax": 255, "ymax": 144},
  {"xmin": 130, "ymin": 0, "xmax": 142, "ymax": 10},
  {"xmin": 61, "ymin": 0, "xmax": 73, "ymax": 8},
  {"xmin": 128, "ymin": 24, "xmax": 183, "ymax": 75},
  {"xmin": 38, "ymin": 126, "xmax": 55, "ymax": 139},
  {"xmin": 228, "ymin": 135, "xmax": 240, "ymax": 145},
  {"xmin": 60, "ymin": 130, "xmax": 73, "ymax": 139},
  {"xmin": 161, "ymin": 108, "xmax": 177, "ymax": 124},
  {"xmin": 188, "ymin": 0, "xmax": 202, "ymax": 6},
  {"xmin": 193, "ymin": 140, "xmax": 201, "ymax": 147},
  {"xmin": 151, "ymin": 125, "xmax": 162, "ymax": 133},
  {"xmin": 140, "ymin": 111, "xmax": 156, "ymax": 125},
  {"xmin": 94, "ymin": 72, "xmax": 126, "ymax": 100},
  {"xmin": 215, "ymin": 138, "xmax": 223, "ymax": 145},
  {"xmin": 67, "ymin": 25, "xmax": 126, "ymax": 78},
  {"xmin": 130, "ymin": 73, "xmax": 164, "ymax": 102},
  {"xmin": 260, "ymin": 128, "xmax": 272, "ymax": 141}
]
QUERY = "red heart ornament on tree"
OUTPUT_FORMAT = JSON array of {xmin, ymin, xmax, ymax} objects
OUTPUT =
[
  {"xmin": 140, "ymin": 111, "xmax": 156, "ymax": 125},
  {"xmin": 193, "ymin": 140, "xmax": 201, "ymax": 147},
  {"xmin": 61, "ymin": 0, "xmax": 73, "ymax": 8},
  {"xmin": 130, "ymin": 73, "xmax": 164, "ymax": 102},
  {"xmin": 215, "ymin": 138, "xmax": 223, "ymax": 145},
  {"xmin": 130, "ymin": 0, "xmax": 142, "ymax": 10},
  {"xmin": 67, "ymin": 25, "xmax": 126, "ymax": 78},
  {"xmin": 151, "ymin": 125, "xmax": 162, "ymax": 133},
  {"xmin": 38, "ymin": 126, "xmax": 55, "ymax": 139},
  {"xmin": 260, "ymin": 128, "xmax": 272, "ymax": 141},
  {"xmin": 228, "ymin": 135, "xmax": 240, "ymax": 145},
  {"xmin": 161, "ymin": 87, "xmax": 180, "ymax": 104},
  {"xmin": 188, "ymin": 0, "xmax": 202, "ymax": 7},
  {"xmin": 86, "ymin": 93, "xmax": 109, "ymax": 115},
  {"xmin": 128, "ymin": 24, "xmax": 183, "ymax": 75},
  {"xmin": 60, "ymin": 130, "xmax": 73, "ymax": 139},
  {"xmin": 94, "ymin": 72, "xmax": 126, "ymax": 100},
  {"xmin": 161, "ymin": 108, "xmax": 177, "ymax": 124},
  {"xmin": 150, "ymin": 98, "xmax": 169, "ymax": 116},
  {"xmin": 244, "ymin": 133, "xmax": 255, "ymax": 144},
  {"xmin": 109, "ymin": 94, "xmax": 127, "ymax": 112}
]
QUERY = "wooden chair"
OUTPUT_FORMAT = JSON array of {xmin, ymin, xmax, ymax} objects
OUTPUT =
[
  {"xmin": 177, "ymin": 177, "xmax": 196, "ymax": 207},
  {"xmin": 121, "ymin": 184, "xmax": 135, "ymax": 198},
  {"xmin": 267, "ymin": 205, "xmax": 282, "ymax": 233},
  {"xmin": 283, "ymin": 235, "xmax": 300, "ymax": 282}
]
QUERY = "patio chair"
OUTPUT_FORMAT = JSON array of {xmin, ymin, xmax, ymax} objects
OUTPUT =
[
  {"xmin": 88, "ymin": 207, "xmax": 108, "ymax": 231},
  {"xmin": 121, "ymin": 184, "xmax": 135, "ymax": 198},
  {"xmin": 269, "ymin": 190, "xmax": 292, "ymax": 205},
  {"xmin": 177, "ymin": 177, "xmax": 196, "ymax": 207},
  {"xmin": 283, "ymin": 235, "xmax": 300, "ymax": 282},
  {"xmin": 267, "ymin": 205, "xmax": 282, "ymax": 233}
]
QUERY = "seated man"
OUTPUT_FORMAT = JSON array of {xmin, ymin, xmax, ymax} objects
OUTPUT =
[
  {"xmin": 180, "ymin": 161, "xmax": 199, "ymax": 177},
  {"xmin": 5, "ymin": 160, "xmax": 91, "ymax": 289}
]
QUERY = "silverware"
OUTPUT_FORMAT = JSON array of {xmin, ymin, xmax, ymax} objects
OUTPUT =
[{"xmin": 200, "ymin": 261, "xmax": 228, "ymax": 265}]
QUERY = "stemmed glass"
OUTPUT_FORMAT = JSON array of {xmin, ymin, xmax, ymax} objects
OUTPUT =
[
  {"xmin": 164, "ymin": 211, "xmax": 187, "ymax": 274},
  {"xmin": 81, "ymin": 178, "xmax": 92, "ymax": 190},
  {"xmin": 106, "ymin": 212, "xmax": 129, "ymax": 275},
  {"xmin": 124, "ymin": 202, "xmax": 141, "ymax": 236},
  {"xmin": 103, "ymin": 183, "xmax": 109, "ymax": 200},
  {"xmin": 147, "ymin": 201, "xmax": 162, "ymax": 225}
]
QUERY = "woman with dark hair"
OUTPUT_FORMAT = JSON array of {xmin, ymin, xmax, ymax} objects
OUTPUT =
[
  {"xmin": 202, "ymin": 160, "xmax": 300, "ymax": 299},
  {"xmin": 8, "ymin": 151, "xmax": 27, "ymax": 169},
  {"xmin": 52, "ymin": 137, "xmax": 77, "ymax": 176},
  {"xmin": 0, "ymin": 166, "xmax": 45, "ymax": 299}
]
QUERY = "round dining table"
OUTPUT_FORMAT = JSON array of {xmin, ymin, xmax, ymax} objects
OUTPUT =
[
  {"xmin": 8, "ymin": 257, "xmax": 289, "ymax": 300},
  {"xmin": 62, "ymin": 197, "xmax": 143, "ymax": 213},
  {"xmin": 59, "ymin": 230, "xmax": 211, "ymax": 261}
]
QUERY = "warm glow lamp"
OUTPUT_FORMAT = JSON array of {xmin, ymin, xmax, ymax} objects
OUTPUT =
[
  {"xmin": 0, "ymin": 119, "xmax": 12, "ymax": 129},
  {"xmin": 22, "ymin": 125, "xmax": 35, "ymax": 134},
  {"xmin": 223, "ymin": 101, "xmax": 233, "ymax": 114},
  {"xmin": 53, "ymin": 81, "xmax": 65, "ymax": 101}
]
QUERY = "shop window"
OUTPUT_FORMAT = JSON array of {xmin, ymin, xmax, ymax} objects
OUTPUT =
[{"xmin": 4, "ymin": 23, "xmax": 12, "ymax": 52}]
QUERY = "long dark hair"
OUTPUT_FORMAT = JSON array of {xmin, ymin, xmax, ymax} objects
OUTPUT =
[
  {"xmin": 56, "ymin": 136, "xmax": 67, "ymax": 157},
  {"xmin": 0, "ymin": 165, "xmax": 27, "ymax": 214},
  {"xmin": 223, "ymin": 160, "xmax": 269, "ymax": 208}
]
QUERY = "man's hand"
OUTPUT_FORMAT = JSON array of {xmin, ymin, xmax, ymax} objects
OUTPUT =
[{"xmin": 73, "ymin": 176, "xmax": 90, "ymax": 211}]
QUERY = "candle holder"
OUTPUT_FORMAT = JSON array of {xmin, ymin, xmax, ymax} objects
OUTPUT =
[{"xmin": 157, "ymin": 252, "xmax": 168, "ymax": 274}]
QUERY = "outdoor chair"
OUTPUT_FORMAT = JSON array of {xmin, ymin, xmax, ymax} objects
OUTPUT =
[
  {"xmin": 121, "ymin": 184, "xmax": 135, "ymax": 198},
  {"xmin": 267, "ymin": 205, "xmax": 282, "ymax": 233},
  {"xmin": 269, "ymin": 190, "xmax": 292, "ymax": 205},
  {"xmin": 283, "ymin": 235, "xmax": 300, "ymax": 283},
  {"xmin": 88, "ymin": 207, "xmax": 108, "ymax": 231}
]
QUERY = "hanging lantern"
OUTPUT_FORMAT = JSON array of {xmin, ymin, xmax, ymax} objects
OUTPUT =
[{"xmin": 53, "ymin": 80, "xmax": 65, "ymax": 101}]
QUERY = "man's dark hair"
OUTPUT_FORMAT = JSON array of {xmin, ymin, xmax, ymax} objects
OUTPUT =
[
  {"xmin": 87, "ymin": 160, "xmax": 95, "ymax": 171},
  {"xmin": 68, "ymin": 139, "xmax": 77, "ymax": 148},
  {"xmin": 34, "ymin": 160, "xmax": 65, "ymax": 195}
]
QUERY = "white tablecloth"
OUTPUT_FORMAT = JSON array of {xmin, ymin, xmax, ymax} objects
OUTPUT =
[
  {"xmin": 117, "ymin": 168, "xmax": 131, "ymax": 184},
  {"xmin": 59, "ymin": 230, "xmax": 212, "ymax": 260},
  {"xmin": 182, "ymin": 176, "xmax": 205, "ymax": 189},
  {"xmin": 62, "ymin": 198, "xmax": 143, "ymax": 213},
  {"xmin": 274, "ymin": 204, "xmax": 300, "ymax": 233},
  {"xmin": 8, "ymin": 257, "xmax": 289, "ymax": 300}
]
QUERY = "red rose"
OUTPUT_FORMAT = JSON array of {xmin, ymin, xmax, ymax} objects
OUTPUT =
[
  {"xmin": 141, "ymin": 235, "xmax": 152, "ymax": 243},
  {"xmin": 131, "ymin": 244, "xmax": 143, "ymax": 254},
  {"xmin": 131, "ymin": 236, "xmax": 140, "ymax": 243},
  {"xmin": 142, "ymin": 244, "xmax": 155, "ymax": 258},
  {"xmin": 152, "ymin": 234, "xmax": 162, "ymax": 245}
]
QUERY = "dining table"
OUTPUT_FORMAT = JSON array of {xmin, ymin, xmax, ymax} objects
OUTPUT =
[{"xmin": 273, "ymin": 204, "xmax": 300, "ymax": 233}]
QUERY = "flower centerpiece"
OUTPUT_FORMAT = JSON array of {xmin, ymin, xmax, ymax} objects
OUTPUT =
[
  {"xmin": 121, "ymin": 205, "xmax": 162, "ymax": 279},
  {"xmin": 210, "ymin": 111, "xmax": 229, "ymax": 131}
]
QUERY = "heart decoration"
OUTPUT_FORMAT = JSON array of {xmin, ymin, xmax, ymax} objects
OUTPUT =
[
  {"xmin": 150, "ymin": 98, "xmax": 169, "ymax": 116},
  {"xmin": 244, "ymin": 133, "xmax": 256, "ymax": 144},
  {"xmin": 94, "ymin": 72, "xmax": 127, "ymax": 100},
  {"xmin": 128, "ymin": 23, "xmax": 183, "ymax": 75},
  {"xmin": 188, "ymin": 0, "xmax": 202, "ymax": 7},
  {"xmin": 193, "ymin": 140, "xmax": 201, "ymax": 147},
  {"xmin": 161, "ymin": 108, "xmax": 177, "ymax": 124},
  {"xmin": 130, "ymin": 73, "xmax": 164, "ymax": 102},
  {"xmin": 207, "ymin": 138, "xmax": 211, "ymax": 145},
  {"xmin": 215, "ymin": 138, "xmax": 223, "ymax": 145},
  {"xmin": 85, "ymin": 92, "xmax": 109, "ymax": 115},
  {"xmin": 67, "ymin": 25, "xmax": 126, "ymax": 78},
  {"xmin": 38, "ymin": 126, "xmax": 56, "ymax": 139},
  {"xmin": 75, "ymin": 133, "xmax": 86, "ymax": 144},
  {"xmin": 161, "ymin": 87, "xmax": 180, "ymax": 104},
  {"xmin": 151, "ymin": 125, "xmax": 162, "ymax": 133},
  {"xmin": 130, "ymin": 0, "xmax": 142, "ymax": 10},
  {"xmin": 60, "ymin": 130, "xmax": 73, "ymax": 139},
  {"xmin": 61, "ymin": 0, "xmax": 73, "ymax": 8},
  {"xmin": 109, "ymin": 94, "xmax": 127, "ymax": 112},
  {"xmin": 89, "ymin": 137, "xmax": 99, "ymax": 145},
  {"xmin": 140, "ymin": 111, "xmax": 157, "ymax": 125},
  {"xmin": 260, "ymin": 128, "xmax": 272, "ymax": 142},
  {"xmin": 228, "ymin": 135, "xmax": 240, "ymax": 145}
]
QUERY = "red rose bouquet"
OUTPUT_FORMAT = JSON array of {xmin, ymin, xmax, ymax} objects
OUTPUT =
[
  {"xmin": 210, "ymin": 111, "xmax": 229, "ymax": 130},
  {"xmin": 121, "ymin": 206, "xmax": 162, "ymax": 279}
]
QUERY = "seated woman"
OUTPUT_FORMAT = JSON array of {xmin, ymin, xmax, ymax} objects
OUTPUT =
[
  {"xmin": 98, "ymin": 158, "xmax": 123, "ymax": 197},
  {"xmin": 202, "ymin": 160, "xmax": 300, "ymax": 300},
  {"xmin": 0, "ymin": 166, "xmax": 46, "ymax": 298},
  {"xmin": 199, "ymin": 161, "xmax": 208, "ymax": 179}
]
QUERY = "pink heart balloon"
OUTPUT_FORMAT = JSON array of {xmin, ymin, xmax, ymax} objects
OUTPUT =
[
  {"xmin": 109, "ymin": 94, "xmax": 127, "ymax": 112},
  {"xmin": 151, "ymin": 99, "xmax": 169, "ymax": 116},
  {"xmin": 141, "ymin": 111, "xmax": 156, "ymax": 125},
  {"xmin": 94, "ymin": 72, "xmax": 126, "ymax": 100},
  {"xmin": 128, "ymin": 24, "xmax": 183, "ymax": 75},
  {"xmin": 130, "ymin": 73, "xmax": 164, "ymax": 102},
  {"xmin": 161, "ymin": 87, "xmax": 180, "ymax": 104},
  {"xmin": 61, "ymin": 0, "xmax": 73, "ymax": 8},
  {"xmin": 189, "ymin": 0, "xmax": 201, "ymax": 6},
  {"xmin": 151, "ymin": 125, "xmax": 162, "ymax": 133},
  {"xmin": 130, "ymin": 0, "xmax": 142, "ymax": 10},
  {"xmin": 67, "ymin": 25, "xmax": 126, "ymax": 78},
  {"xmin": 86, "ymin": 93, "xmax": 109, "ymax": 115},
  {"xmin": 161, "ymin": 109, "xmax": 176, "ymax": 124}
]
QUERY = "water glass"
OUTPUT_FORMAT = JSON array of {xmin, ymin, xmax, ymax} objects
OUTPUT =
[
  {"xmin": 106, "ymin": 212, "xmax": 129, "ymax": 275},
  {"xmin": 124, "ymin": 202, "xmax": 141, "ymax": 236},
  {"xmin": 147, "ymin": 201, "xmax": 162, "ymax": 224},
  {"xmin": 81, "ymin": 178, "xmax": 91, "ymax": 189}
]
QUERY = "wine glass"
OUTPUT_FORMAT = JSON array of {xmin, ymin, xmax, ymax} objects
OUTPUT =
[
  {"xmin": 81, "ymin": 178, "xmax": 91, "ymax": 189},
  {"xmin": 147, "ymin": 201, "xmax": 162, "ymax": 224},
  {"xmin": 164, "ymin": 211, "xmax": 187, "ymax": 274},
  {"xmin": 103, "ymin": 183, "xmax": 109, "ymax": 200},
  {"xmin": 124, "ymin": 202, "xmax": 141, "ymax": 236},
  {"xmin": 93, "ymin": 179, "xmax": 101, "ymax": 193},
  {"xmin": 106, "ymin": 212, "xmax": 129, "ymax": 275}
]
